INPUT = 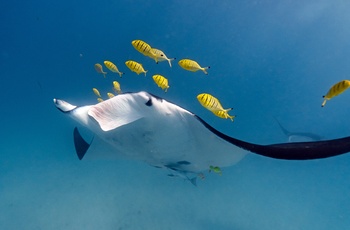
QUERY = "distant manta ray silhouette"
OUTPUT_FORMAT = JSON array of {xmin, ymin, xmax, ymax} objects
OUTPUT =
[
  {"xmin": 54, "ymin": 91, "xmax": 350, "ymax": 184},
  {"xmin": 274, "ymin": 117, "xmax": 323, "ymax": 142}
]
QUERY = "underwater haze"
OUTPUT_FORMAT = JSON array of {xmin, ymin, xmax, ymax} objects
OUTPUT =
[{"xmin": 2, "ymin": 0, "xmax": 350, "ymax": 229}]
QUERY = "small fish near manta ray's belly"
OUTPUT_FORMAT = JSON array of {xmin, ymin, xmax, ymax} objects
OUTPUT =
[{"xmin": 54, "ymin": 91, "xmax": 350, "ymax": 174}]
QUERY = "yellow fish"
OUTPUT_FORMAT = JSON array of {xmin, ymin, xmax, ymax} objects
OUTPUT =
[
  {"xmin": 152, "ymin": 74, "xmax": 169, "ymax": 92},
  {"xmin": 209, "ymin": 166, "xmax": 222, "ymax": 176},
  {"xmin": 125, "ymin": 60, "xmax": 147, "ymax": 76},
  {"xmin": 197, "ymin": 93, "xmax": 235, "ymax": 121},
  {"xmin": 150, "ymin": 48, "xmax": 175, "ymax": 67},
  {"xmin": 107, "ymin": 92, "xmax": 115, "ymax": 99},
  {"xmin": 97, "ymin": 98, "xmax": 104, "ymax": 103},
  {"xmin": 131, "ymin": 40, "xmax": 156, "ymax": 58},
  {"xmin": 112, "ymin": 81, "xmax": 122, "ymax": 94},
  {"xmin": 322, "ymin": 80, "xmax": 350, "ymax": 107},
  {"xmin": 178, "ymin": 59, "xmax": 210, "ymax": 75},
  {"xmin": 94, "ymin": 63, "xmax": 107, "ymax": 78},
  {"xmin": 104, "ymin": 60, "xmax": 124, "ymax": 78},
  {"xmin": 92, "ymin": 88, "xmax": 102, "ymax": 98}
]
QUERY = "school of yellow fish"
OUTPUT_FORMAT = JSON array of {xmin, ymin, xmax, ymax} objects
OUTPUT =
[
  {"xmin": 87, "ymin": 39, "xmax": 350, "ymax": 177},
  {"xmin": 92, "ymin": 39, "xmax": 226, "ymax": 119},
  {"xmin": 92, "ymin": 39, "xmax": 348, "ymax": 125}
]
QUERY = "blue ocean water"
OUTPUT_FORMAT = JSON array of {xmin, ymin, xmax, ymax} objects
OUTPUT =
[{"xmin": 1, "ymin": 0, "xmax": 350, "ymax": 229}]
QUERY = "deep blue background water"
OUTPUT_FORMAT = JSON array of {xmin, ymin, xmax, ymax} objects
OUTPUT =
[{"xmin": 1, "ymin": 0, "xmax": 350, "ymax": 229}]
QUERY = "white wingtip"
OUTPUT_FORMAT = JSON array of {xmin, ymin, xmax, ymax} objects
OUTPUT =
[{"xmin": 53, "ymin": 98, "xmax": 77, "ymax": 112}]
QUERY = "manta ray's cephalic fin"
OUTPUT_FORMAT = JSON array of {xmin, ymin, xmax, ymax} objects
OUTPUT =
[{"xmin": 73, "ymin": 127, "xmax": 93, "ymax": 160}]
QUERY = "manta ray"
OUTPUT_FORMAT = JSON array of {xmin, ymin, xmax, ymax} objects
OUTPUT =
[
  {"xmin": 54, "ymin": 91, "xmax": 350, "ymax": 184},
  {"xmin": 274, "ymin": 117, "xmax": 323, "ymax": 142}
]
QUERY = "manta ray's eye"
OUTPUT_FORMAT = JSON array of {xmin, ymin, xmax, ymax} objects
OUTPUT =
[{"xmin": 145, "ymin": 97, "xmax": 152, "ymax": 106}]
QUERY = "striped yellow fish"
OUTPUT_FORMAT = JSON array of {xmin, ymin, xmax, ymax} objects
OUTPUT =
[
  {"xmin": 197, "ymin": 93, "xmax": 235, "ymax": 121},
  {"xmin": 322, "ymin": 80, "xmax": 350, "ymax": 107},
  {"xmin": 94, "ymin": 63, "xmax": 107, "ymax": 78},
  {"xmin": 112, "ymin": 81, "xmax": 122, "ymax": 94},
  {"xmin": 150, "ymin": 48, "xmax": 175, "ymax": 67},
  {"xmin": 97, "ymin": 98, "xmax": 104, "ymax": 103},
  {"xmin": 104, "ymin": 60, "xmax": 124, "ymax": 78},
  {"xmin": 92, "ymin": 88, "xmax": 102, "ymax": 98},
  {"xmin": 107, "ymin": 92, "xmax": 115, "ymax": 99},
  {"xmin": 131, "ymin": 40, "xmax": 156, "ymax": 58},
  {"xmin": 125, "ymin": 60, "xmax": 147, "ymax": 76},
  {"xmin": 152, "ymin": 74, "xmax": 169, "ymax": 92},
  {"xmin": 178, "ymin": 59, "xmax": 210, "ymax": 75}
]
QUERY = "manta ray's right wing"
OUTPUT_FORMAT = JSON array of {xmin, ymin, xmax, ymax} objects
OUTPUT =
[{"xmin": 196, "ymin": 115, "xmax": 350, "ymax": 160}]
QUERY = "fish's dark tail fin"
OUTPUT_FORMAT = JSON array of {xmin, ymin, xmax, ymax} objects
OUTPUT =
[
  {"xmin": 203, "ymin": 66, "xmax": 210, "ymax": 75},
  {"xmin": 73, "ymin": 127, "xmax": 93, "ymax": 160}
]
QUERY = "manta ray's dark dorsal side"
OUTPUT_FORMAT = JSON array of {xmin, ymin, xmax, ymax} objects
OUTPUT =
[{"xmin": 195, "ymin": 115, "xmax": 350, "ymax": 160}]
